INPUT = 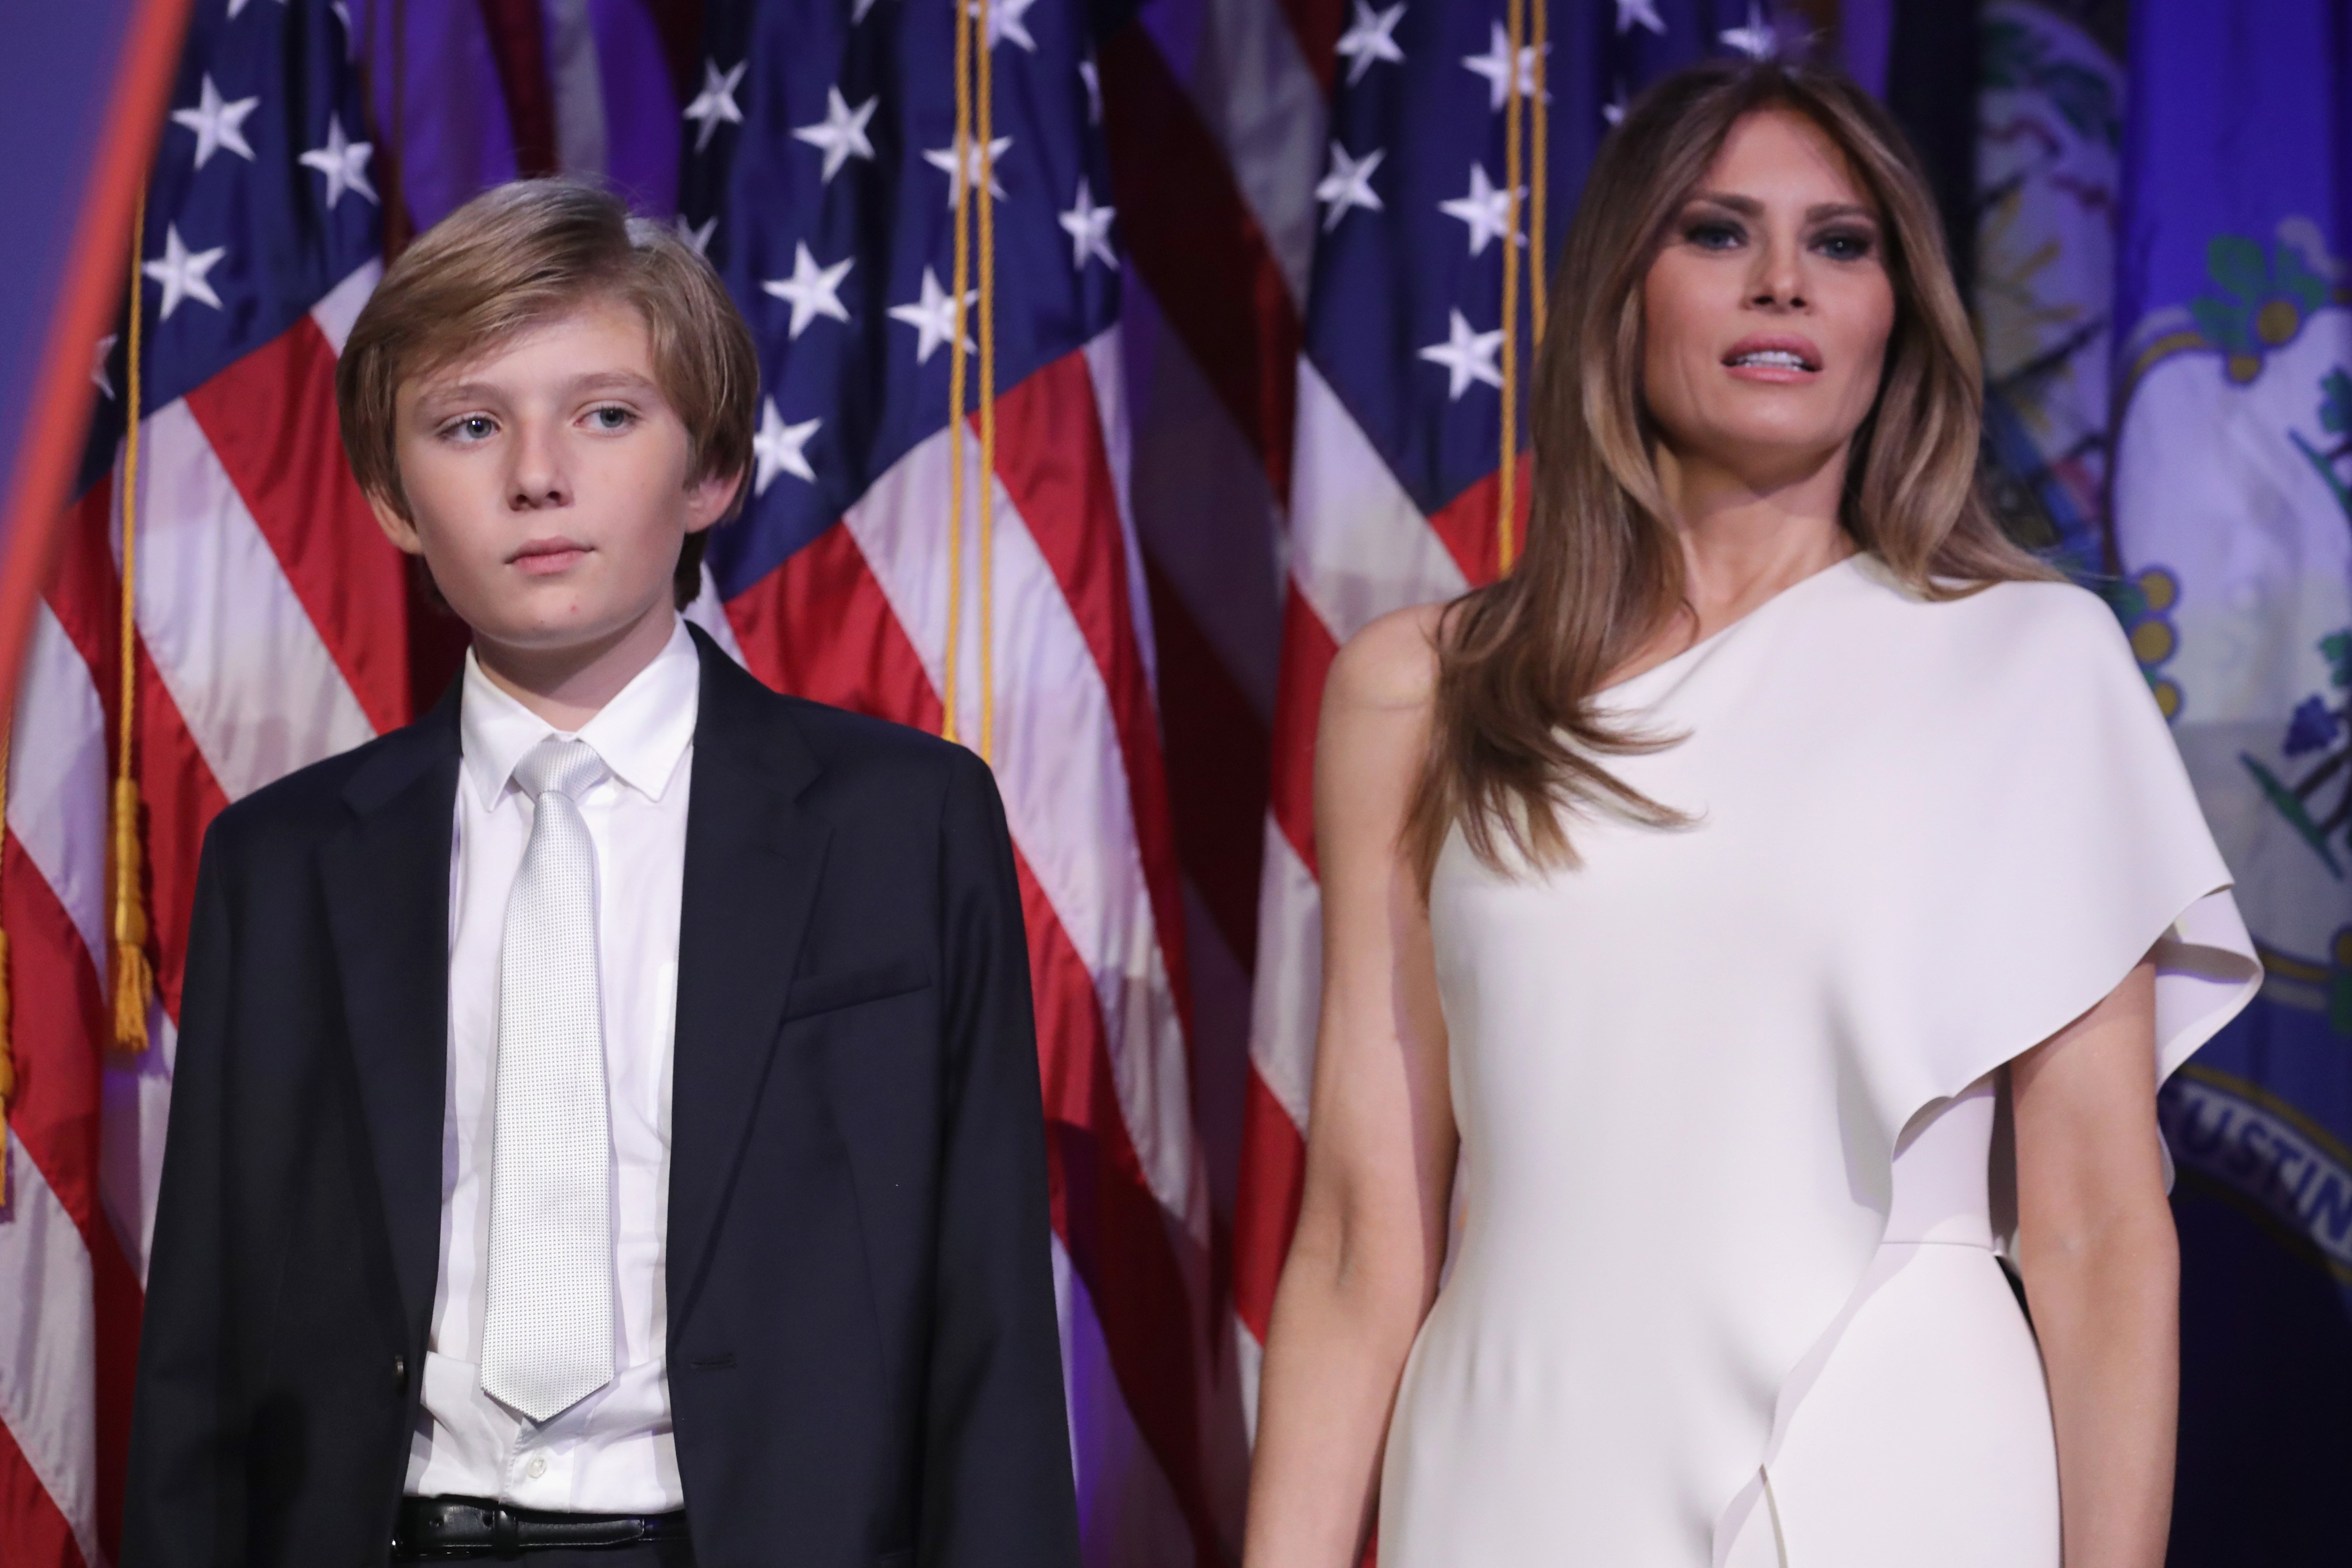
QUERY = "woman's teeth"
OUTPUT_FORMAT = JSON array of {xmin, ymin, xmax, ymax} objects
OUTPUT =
[{"xmin": 1730, "ymin": 350, "xmax": 1810, "ymax": 369}]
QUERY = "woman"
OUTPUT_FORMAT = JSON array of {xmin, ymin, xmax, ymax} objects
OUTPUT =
[{"xmin": 1243, "ymin": 61, "xmax": 2258, "ymax": 1568}]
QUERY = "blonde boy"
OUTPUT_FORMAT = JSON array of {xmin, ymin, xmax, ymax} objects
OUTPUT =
[{"xmin": 123, "ymin": 179, "xmax": 1080, "ymax": 1568}]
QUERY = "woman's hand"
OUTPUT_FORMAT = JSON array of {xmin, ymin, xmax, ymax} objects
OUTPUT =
[
  {"xmin": 2011, "ymin": 955, "xmax": 2177, "ymax": 1568},
  {"xmin": 1241, "ymin": 605, "xmax": 1459, "ymax": 1568}
]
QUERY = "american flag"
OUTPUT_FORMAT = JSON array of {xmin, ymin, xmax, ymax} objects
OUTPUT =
[
  {"xmin": 1, "ymin": 3, "xmax": 393, "ymax": 1566},
  {"xmin": 1231, "ymin": 0, "xmax": 1794, "ymax": 1413},
  {"xmin": 674, "ymin": 0, "xmax": 1240, "ymax": 1559},
  {"xmin": 2, "ymin": 0, "xmax": 1825, "ymax": 1563}
]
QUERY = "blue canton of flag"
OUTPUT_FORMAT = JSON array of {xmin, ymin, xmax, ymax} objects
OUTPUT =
[
  {"xmin": 1308, "ymin": 0, "xmax": 1787, "ymax": 535},
  {"xmin": 83, "ymin": 0, "xmax": 381, "ymax": 493},
  {"xmin": 678, "ymin": 0, "xmax": 1117, "ymax": 592}
]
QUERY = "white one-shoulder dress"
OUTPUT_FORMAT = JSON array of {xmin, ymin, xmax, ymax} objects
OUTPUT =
[{"xmin": 1378, "ymin": 555, "xmax": 2261, "ymax": 1567}]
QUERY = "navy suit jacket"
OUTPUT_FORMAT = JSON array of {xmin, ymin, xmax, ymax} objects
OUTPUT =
[{"xmin": 121, "ymin": 626, "xmax": 1082, "ymax": 1568}]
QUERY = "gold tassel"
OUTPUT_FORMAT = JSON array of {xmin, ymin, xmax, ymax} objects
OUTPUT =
[
  {"xmin": 110, "ymin": 778, "xmax": 152, "ymax": 1050},
  {"xmin": 111, "ymin": 192, "xmax": 153, "ymax": 1051}
]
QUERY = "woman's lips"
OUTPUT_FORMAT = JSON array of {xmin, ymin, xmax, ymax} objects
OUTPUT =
[
  {"xmin": 510, "ymin": 538, "xmax": 591, "ymax": 576},
  {"xmin": 1721, "ymin": 334, "xmax": 1822, "ymax": 383}
]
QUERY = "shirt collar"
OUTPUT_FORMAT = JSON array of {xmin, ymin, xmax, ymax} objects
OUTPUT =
[{"xmin": 458, "ymin": 617, "xmax": 701, "ymax": 809}]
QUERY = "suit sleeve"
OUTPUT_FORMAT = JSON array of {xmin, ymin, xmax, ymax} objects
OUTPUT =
[
  {"xmin": 121, "ymin": 821, "xmax": 244, "ymax": 1568},
  {"xmin": 919, "ymin": 749, "xmax": 1083, "ymax": 1568}
]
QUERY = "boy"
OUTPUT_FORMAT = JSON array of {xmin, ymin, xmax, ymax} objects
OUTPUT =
[{"xmin": 122, "ymin": 179, "xmax": 1082, "ymax": 1568}]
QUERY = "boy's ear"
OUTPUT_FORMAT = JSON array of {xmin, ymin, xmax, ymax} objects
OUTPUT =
[
  {"xmin": 685, "ymin": 466, "xmax": 744, "ymax": 535},
  {"xmin": 364, "ymin": 488, "xmax": 426, "ymax": 556}
]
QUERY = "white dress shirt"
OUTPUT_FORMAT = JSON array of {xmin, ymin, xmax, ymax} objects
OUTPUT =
[{"xmin": 404, "ymin": 618, "xmax": 698, "ymax": 1511}]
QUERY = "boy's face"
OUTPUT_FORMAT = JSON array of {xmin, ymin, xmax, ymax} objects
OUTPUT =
[{"xmin": 368, "ymin": 293, "xmax": 738, "ymax": 658}]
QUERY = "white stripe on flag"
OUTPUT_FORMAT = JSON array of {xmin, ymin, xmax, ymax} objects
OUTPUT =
[
  {"xmin": 8, "ymin": 603, "xmax": 108, "ymax": 964},
  {"xmin": 1246, "ymin": 818, "xmax": 1320, "ymax": 1128},
  {"xmin": 1289, "ymin": 358, "xmax": 1466, "ymax": 642},
  {"xmin": 125, "ymin": 400, "xmax": 377, "ymax": 803},
  {"xmin": 0, "ymin": 1140, "xmax": 102, "ymax": 1568}
]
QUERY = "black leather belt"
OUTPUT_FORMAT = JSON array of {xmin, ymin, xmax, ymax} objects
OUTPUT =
[{"xmin": 394, "ymin": 1495, "xmax": 691, "ymax": 1558}]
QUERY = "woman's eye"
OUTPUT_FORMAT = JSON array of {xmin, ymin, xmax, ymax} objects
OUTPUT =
[
  {"xmin": 589, "ymin": 406, "xmax": 635, "ymax": 431},
  {"xmin": 1684, "ymin": 220, "xmax": 1743, "ymax": 251},
  {"xmin": 1817, "ymin": 229, "xmax": 1875, "ymax": 261}
]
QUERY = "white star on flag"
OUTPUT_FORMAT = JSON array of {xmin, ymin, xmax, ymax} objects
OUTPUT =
[
  {"xmin": 752, "ymin": 398, "xmax": 821, "ymax": 493},
  {"xmin": 1335, "ymin": 1, "xmax": 1406, "ymax": 86},
  {"xmin": 923, "ymin": 136, "xmax": 1013, "ymax": 206},
  {"xmin": 1419, "ymin": 309, "xmax": 1504, "ymax": 399},
  {"xmin": 1461, "ymin": 22, "xmax": 1547, "ymax": 113},
  {"xmin": 675, "ymin": 214, "xmax": 716, "ymax": 257},
  {"xmin": 226, "ymin": 0, "xmax": 289, "ymax": 16},
  {"xmin": 172, "ymin": 74, "xmax": 261, "ymax": 169},
  {"xmin": 793, "ymin": 86, "xmax": 878, "ymax": 182},
  {"xmin": 1603, "ymin": 81, "xmax": 1630, "ymax": 126},
  {"xmin": 1721, "ymin": 2, "xmax": 1779, "ymax": 59},
  {"xmin": 331, "ymin": 0, "xmax": 357, "ymax": 58},
  {"xmin": 888, "ymin": 268, "xmax": 978, "ymax": 364},
  {"xmin": 1438, "ymin": 164, "xmax": 1522, "ymax": 256},
  {"xmin": 1079, "ymin": 59, "xmax": 1102, "ymax": 123},
  {"xmin": 144, "ymin": 224, "xmax": 228, "ymax": 320},
  {"xmin": 1616, "ymin": 0, "xmax": 1666, "ymax": 35},
  {"xmin": 1315, "ymin": 142, "xmax": 1385, "ymax": 232},
  {"xmin": 1059, "ymin": 180, "xmax": 1118, "ymax": 271},
  {"xmin": 92, "ymin": 334, "xmax": 118, "ymax": 399},
  {"xmin": 969, "ymin": 0, "xmax": 1040, "ymax": 52},
  {"xmin": 683, "ymin": 59, "xmax": 748, "ymax": 152},
  {"xmin": 299, "ymin": 114, "xmax": 377, "ymax": 208},
  {"xmin": 853, "ymin": 0, "xmax": 884, "ymax": 20},
  {"xmin": 760, "ymin": 244, "xmax": 855, "ymax": 337}
]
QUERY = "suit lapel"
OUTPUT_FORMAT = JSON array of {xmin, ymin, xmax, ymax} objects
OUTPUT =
[
  {"xmin": 320, "ymin": 682, "xmax": 462, "ymax": 1346},
  {"xmin": 668, "ymin": 629, "xmax": 830, "ymax": 1323}
]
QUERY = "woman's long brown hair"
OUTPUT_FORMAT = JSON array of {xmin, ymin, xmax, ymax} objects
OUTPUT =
[{"xmin": 1402, "ymin": 60, "xmax": 2053, "ymax": 893}]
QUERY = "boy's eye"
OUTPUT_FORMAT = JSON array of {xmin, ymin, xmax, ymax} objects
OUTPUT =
[
  {"xmin": 588, "ymin": 406, "xmax": 636, "ymax": 431},
  {"xmin": 443, "ymin": 415, "xmax": 496, "ymax": 442}
]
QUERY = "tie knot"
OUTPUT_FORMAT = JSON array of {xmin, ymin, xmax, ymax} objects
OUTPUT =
[{"xmin": 511, "ymin": 736, "xmax": 605, "ymax": 803}]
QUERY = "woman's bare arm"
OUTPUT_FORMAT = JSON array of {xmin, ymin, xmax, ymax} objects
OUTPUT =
[
  {"xmin": 1241, "ymin": 606, "xmax": 1458, "ymax": 1568},
  {"xmin": 2011, "ymin": 956, "xmax": 2177, "ymax": 1568}
]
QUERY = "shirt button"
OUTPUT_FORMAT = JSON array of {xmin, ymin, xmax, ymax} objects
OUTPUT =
[{"xmin": 526, "ymin": 1457, "xmax": 548, "ymax": 1480}]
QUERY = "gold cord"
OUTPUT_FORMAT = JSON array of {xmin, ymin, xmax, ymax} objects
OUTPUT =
[
  {"xmin": 111, "ymin": 196, "xmax": 154, "ymax": 1052},
  {"xmin": 943, "ymin": 0, "xmax": 973, "ymax": 745},
  {"xmin": 1498, "ymin": 0, "xmax": 1526, "ymax": 575},
  {"xmin": 1530, "ymin": 0, "xmax": 1549, "ymax": 346},
  {"xmin": 974, "ymin": 0, "xmax": 996, "ymax": 766}
]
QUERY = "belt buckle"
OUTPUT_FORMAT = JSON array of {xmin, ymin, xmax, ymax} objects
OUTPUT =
[{"xmin": 489, "ymin": 1502, "xmax": 522, "ymax": 1556}]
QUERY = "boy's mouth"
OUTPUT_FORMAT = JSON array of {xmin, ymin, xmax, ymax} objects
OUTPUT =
[{"xmin": 510, "ymin": 536, "xmax": 592, "ymax": 575}]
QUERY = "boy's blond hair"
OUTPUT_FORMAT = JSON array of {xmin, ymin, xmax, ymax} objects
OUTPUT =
[{"xmin": 337, "ymin": 177, "xmax": 758, "ymax": 608}]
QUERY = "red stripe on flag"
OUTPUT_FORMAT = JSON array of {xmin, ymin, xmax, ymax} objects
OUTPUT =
[
  {"xmin": 40, "ymin": 483, "xmax": 119, "ymax": 698},
  {"xmin": 1276, "ymin": 0, "xmax": 1346, "ymax": 93},
  {"xmin": 133, "ymin": 638, "xmax": 233, "ymax": 1027},
  {"xmin": 1268, "ymin": 586, "xmax": 1337, "ymax": 877},
  {"xmin": 0, "ymin": 1417, "xmax": 86, "ymax": 1568},
  {"xmin": 1422, "ymin": 459, "xmax": 1521, "ymax": 592},
  {"xmin": 185, "ymin": 318, "xmax": 414, "ymax": 735},
  {"xmin": 1145, "ymin": 559, "xmax": 1267, "ymax": 974},
  {"xmin": 990, "ymin": 356, "xmax": 1195, "ymax": 1039},
  {"xmin": 1231, "ymin": 1065, "xmax": 1307, "ymax": 1342},
  {"xmin": 723, "ymin": 523, "xmax": 944, "ymax": 734},
  {"xmin": 1, "ymin": 831, "xmax": 109, "ymax": 1253},
  {"xmin": 1102, "ymin": 23, "xmax": 1301, "ymax": 502},
  {"xmin": 1016, "ymin": 848, "xmax": 1226, "ymax": 1568}
]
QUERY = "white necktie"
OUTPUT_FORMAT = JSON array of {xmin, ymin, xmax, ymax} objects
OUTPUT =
[{"xmin": 480, "ymin": 736, "xmax": 616, "ymax": 1423}]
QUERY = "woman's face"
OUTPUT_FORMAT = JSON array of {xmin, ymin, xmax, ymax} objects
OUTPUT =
[{"xmin": 1638, "ymin": 107, "xmax": 1896, "ymax": 482}]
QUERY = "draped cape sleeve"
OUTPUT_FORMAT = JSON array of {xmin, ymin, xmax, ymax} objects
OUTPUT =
[{"xmin": 1815, "ymin": 568, "xmax": 2259, "ymax": 1149}]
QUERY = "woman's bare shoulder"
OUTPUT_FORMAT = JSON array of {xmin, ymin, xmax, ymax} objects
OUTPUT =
[{"xmin": 1326, "ymin": 602, "xmax": 1451, "ymax": 716}]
